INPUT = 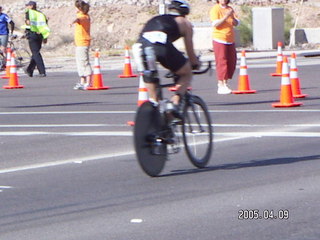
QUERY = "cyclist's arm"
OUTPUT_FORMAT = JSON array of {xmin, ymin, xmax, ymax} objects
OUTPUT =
[{"xmin": 176, "ymin": 17, "xmax": 199, "ymax": 68}]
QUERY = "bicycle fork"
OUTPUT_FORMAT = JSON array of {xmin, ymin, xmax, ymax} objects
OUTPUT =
[{"xmin": 185, "ymin": 99, "xmax": 205, "ymax": 134}]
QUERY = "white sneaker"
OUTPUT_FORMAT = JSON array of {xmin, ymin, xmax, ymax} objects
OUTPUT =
[
  {"xmin": 217, "ymin": 85, "xmax": 232, "ymax": 94},
  {"xmin": 73, "ymin": 83, "xmax": 83, "ymax": 90},
  {"xmin": 224, "ymin": 84, "xmax": 232, "ymax": 93},
  {"xmin": 82, "ymin": 83, "xmax": 90, "ymax": 90}
]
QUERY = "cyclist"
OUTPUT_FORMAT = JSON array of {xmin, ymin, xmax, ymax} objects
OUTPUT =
[
  {"xmin": 0, "ymin": 6, "xmax": 15, "ymax": 70},
  {"xmin": 132, "ymin": 0, "xmax": 200, "ymax": 114}
]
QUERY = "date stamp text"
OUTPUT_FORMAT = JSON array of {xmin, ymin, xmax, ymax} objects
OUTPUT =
[{"xmin": 238, "ymin": 209, "xmax": 289, "ymax": 220}]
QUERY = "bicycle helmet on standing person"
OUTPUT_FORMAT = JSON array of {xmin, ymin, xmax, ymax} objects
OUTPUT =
[{"xmin": 168, "ymin": 0, "xmax": 190, "ymax": 16}]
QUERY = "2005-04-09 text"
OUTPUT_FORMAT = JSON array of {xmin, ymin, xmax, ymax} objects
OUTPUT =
[{"xmin": 238, "ymin": 209, "xmax": 289, "ymax": 220}]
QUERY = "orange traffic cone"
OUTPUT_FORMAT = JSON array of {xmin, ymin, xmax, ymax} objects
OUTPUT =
[
  {"xmin": 270, "ymin": 42, "xmax": 283, "ymax": 77},
  {"xmin": 1, "ymin": 47, "xmax": 11, "ymax": 79},
  {"xmin": 137, "ymin": 74, "xmax": 149, "ymax": 106},
  {"xmin": 127, "ymin": 74, "xmax": 149, "ymax": 126},
  {"xmin": 3, "ymin": 52, "xmax": 24, "ymax": 89},
  {"xmin": 289, "ymin": 53, "xmax": 308, "ymax": 98},
  {"xmin": 272, "ymin": 56, "xmax": 302, "ymax": 108},
  {"xmin": 87, "ymin": 51, "xmax": 110, "ymax": 90},
  {"xmin": 232, "ymin": 50, "xmax": 256, "ymax": 94},
  {"xmin": 118, "ymin": 46, "xmax": 138, "ymax": 78}
]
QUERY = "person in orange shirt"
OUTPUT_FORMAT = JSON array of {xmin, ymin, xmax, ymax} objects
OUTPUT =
[
  {"xmin": 210, "ymin": 0, "xmax": 239, "ymax": 94},
  {"xmin": 70, "ymin": 0, "xmax": 92, "ymax": 90}
]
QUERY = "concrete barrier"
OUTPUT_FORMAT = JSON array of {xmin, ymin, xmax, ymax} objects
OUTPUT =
[
  {"xmin": 291, "ymin": 28, "xmax": 320, "ymax": 45},
  {"xmin": 174, "ymin": 22, "xmax": 320, "ymax": 52},
  {"xmin": 174, "ymin": 22, "xmax": 241, "ymax": 52}
]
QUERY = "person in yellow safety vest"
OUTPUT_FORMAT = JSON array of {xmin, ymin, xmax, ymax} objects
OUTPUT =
[{"xmin": 23, "ymin": 1, "xmax": 50, "ymax": 77}]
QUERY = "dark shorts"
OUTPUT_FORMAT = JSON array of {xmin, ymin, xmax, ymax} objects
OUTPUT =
[{"xmin": 139, "ymin": 38, "xmax": 187, "ymax": 73}]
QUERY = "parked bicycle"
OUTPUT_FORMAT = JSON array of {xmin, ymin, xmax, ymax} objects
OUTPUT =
[
  {"xmin": 0, "ymin": 34, "xmax": 31, "ymax": 70},
  {"xmin": 133, "ymin": 61, "xmax": 213, "ymax": 177}
]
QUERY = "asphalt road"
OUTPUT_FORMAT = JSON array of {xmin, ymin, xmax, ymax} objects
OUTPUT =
[{"xmin": 0, "ymin": 56, "xmax": 320, "ymax": 239}]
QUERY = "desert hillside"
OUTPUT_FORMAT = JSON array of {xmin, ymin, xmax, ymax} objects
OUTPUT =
[{"xmin": 0, "ymin": 0, "xmax": 319, "ymax": 56}]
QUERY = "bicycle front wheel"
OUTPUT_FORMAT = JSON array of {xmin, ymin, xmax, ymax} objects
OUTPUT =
[
  {"xmin": 134, "ymin": 101, "xmax": 167, "ymax": 177},
  {"xmin": 182, "ymin": 95, "xmax": 213, "ymax": 168},
  {"xmin": 14, "ymin": 48, "xmax": 31, "ymax": 68}
]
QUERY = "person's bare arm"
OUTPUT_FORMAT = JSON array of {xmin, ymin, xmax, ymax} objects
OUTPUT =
[
  {"xmin": 176, "ymin": 17, "xmax": 199, "ymax": 68},
  {"xmin": 9, "ymin": 21, "xmax": 14, "ymax": 34},
  {"xmin": 69, "ymin": 18, "xmax": 79, "ymax": 27}
]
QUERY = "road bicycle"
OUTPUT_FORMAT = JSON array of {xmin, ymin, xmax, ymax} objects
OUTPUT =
[
  {"xmin": 133, "ymin": 61, "xmax": 213, "ymax": 177},
  {"xmin": 0, "ymin": 34, "xmax": 31, "ymax": 70}
]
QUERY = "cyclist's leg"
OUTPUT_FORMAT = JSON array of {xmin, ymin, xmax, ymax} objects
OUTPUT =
[
  {"xmin": 145, "ymin": 82, "xmax": 157, "ymax": 102},
  {"xmin": 156, "ymin": 42, "xmax": 190, "ymax": 105},
  {"xmin": 171, "ymin": 61, "xmax": 192, "ymax": 105},
  {"xmin": 132, "ymin": 41, "xmax": 160, "ymax": 103}
]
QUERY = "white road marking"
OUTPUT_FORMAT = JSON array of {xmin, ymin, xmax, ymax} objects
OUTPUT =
[
  {"xmin": 0, "ymin": 131, "xmax": 132, "ymax": 136},
  {"xmin": 215, "ymin": 132, "xmax": 320, "ymax": 137},
  {"xmin": 0, "ymin": 136, "xmax": 246, "ymax": 174},
  {"xmin": 0, "ymin": 186, "xmax": 13, "ymax": 192},
  {"xmin": 0, "ymin": 130, "xmax": 319, "ymax": 137},
  {"xmin": 0, "ymin": 111, "xmax": 136, "ymax": 115},
  {"xmin": 0, "ymin": 110, "xmax": 319, "ymax": 174},
  {"xmin": 0, "ymin": 124, "xmax": 126, "ymax": 128},
  {"xmin": 0, "ymin": 109, "xmax": 320, "ymax": 115},
  {"xmin": 130, "ymin": 219, "xmax": 143, "ymax": 223},
  {"xmin": 1, "ymin": 123, "xmax": 320, "ymax": 128}
]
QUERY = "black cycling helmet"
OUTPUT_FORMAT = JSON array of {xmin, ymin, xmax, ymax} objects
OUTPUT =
[{"xmin": 168, "ymin": 0, "xmax": 190, "ymax": 16}]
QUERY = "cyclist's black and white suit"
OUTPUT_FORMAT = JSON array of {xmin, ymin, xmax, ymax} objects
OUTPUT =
[{"xmin": 137, "ymin": 14, "xmax": 187, "ymax": 73}]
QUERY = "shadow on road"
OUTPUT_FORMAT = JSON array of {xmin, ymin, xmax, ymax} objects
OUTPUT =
[{"xmin": 161, "ymin": 154, "xmax": 320, "ymax": 177}]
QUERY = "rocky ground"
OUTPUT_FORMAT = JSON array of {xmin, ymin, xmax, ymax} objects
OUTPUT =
[{"xmin": 0, "ymin": 0, "xmax": 319, "ymax": 57}]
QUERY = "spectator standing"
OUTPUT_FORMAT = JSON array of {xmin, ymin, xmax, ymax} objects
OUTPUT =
[
  {"xmin": 70, "ymin": 0, "xmax": 92, "ymax": 90},
  {"xmin": 209, "ymin": 0, "xmax": 239, "ymax": 94},
  {"xmin": 0, "ymin": 6, "xmax": 14, "ymax": 71},
  {"xmin": 24, "ymin": 1, "xmax": 50, "ymax": 77}
]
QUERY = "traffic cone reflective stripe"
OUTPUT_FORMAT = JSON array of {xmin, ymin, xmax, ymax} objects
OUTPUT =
[
  {"xmin": 3, "ymin": 52, "xmax": 24, "ymax": 89},
  {"xmin": 1, "ymin": 47, "xmax": 11, "ymax": 79},
  {"xmin": 289, "ymin": 53, "xmax": 307, "ymax": 98},
  {"xmin": 271, "ymin": 42, "xmax": 283, "ymax": 77},
  {"xmin": 87, "ymin": 51, "xmax": 110, "ymax": 90},
  {"xmin": 232, "ymin": 50, "xmax": 256, "ymax": 94},
  {"xmin": 137, "ymin": 74, "xmax": 149, "ymax": 106},
  {"xmin": 118, "ymin": 46, "xmax": 138, "ymax": 78},
  {"xmin": 127, "ymin": 74, "xmax": 149, "ymax": 126},
  {"xmin": 272, "ymin": 56, "xmax": 302, "ymax": 108}
]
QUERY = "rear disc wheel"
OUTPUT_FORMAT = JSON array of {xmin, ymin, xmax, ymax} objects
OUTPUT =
[{"xmin": 134, "ymin": 101, "xmax": 167, "ymax": 177}]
